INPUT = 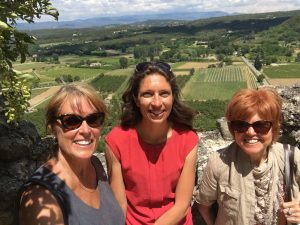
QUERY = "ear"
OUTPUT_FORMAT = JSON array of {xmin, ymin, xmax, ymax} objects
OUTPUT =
[{"xmin": 48, "ymin": 124, "xmax": 57, "ymax": 137}]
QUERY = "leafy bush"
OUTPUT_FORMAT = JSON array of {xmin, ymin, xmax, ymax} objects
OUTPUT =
[{"xmin": 185, "ymin": 99, "xmax": 228, "ymax": 131}]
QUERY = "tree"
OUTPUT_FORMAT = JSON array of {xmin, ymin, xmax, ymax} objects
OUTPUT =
[
  {"xmin": 189, "ymin": 68, "xmax": 195, "ymax": 76},
  {"xmin": 0, "ymin": 1, "xmax": 58, "ymax": 123},
  {"xmin": 254, "ymin": 55, "xmax": 263, "ymax": 71},
  {"xmin": 257, "ymin": 74, "xmax": 265, "ymax": 84},
  {"xmin": 296, "ymin": 52, "xmax": 300, "ymax": 62},
  {"xmin": 119, "ymin": 57, "xmax": 128, "ymax": 69}
]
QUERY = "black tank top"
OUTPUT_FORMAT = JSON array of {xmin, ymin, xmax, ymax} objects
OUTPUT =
[{"xmin": 17, "ymin": 156, "xmax": 124, "ymax": 225}]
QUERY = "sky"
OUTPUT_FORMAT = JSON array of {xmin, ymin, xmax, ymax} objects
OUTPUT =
[{"xmin": 44, "ymin": 0, "xmax": 300, "ymax": 21}]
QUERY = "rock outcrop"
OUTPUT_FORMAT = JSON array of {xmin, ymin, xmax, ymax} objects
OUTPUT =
[{"xmin": 0, "ymin": 84, "xmax": 299, "ymax": 225}]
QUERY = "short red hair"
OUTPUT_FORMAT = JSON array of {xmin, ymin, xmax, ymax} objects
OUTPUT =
[{"xmin": 225, "ymin": 88, "xmax": 282, "ymax": 141}]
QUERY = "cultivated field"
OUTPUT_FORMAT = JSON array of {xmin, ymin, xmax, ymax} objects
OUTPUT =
[
  {"xmin": 19, "ymin": 56, "xmax": 299, "ymax": 107},
  {"xmin": 268, "ymin": 78, "xmax": 300, "ymax": 86},
  {"xmin": 174, "ymin": 71, "xmax": 190, "ymax": 76},
  {"xmin": 176, "ymin": 62, "xmax": 214, "ymax": 69},
  {"xmin": 181, "ymin": 65, "xmax": 256, "ymax": 100},
  {"xmin": 264, "ymin": 63, "xmax": 300, "ymax": 86},
  {"xmin": 264, "ymin": 63, "xmax": 300, "ymax": 78}
]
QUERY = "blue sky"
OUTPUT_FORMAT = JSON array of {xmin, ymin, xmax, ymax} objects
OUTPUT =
[{"xmin": 45, "ymin": 0, "xmax": 300, "ymax": 21}]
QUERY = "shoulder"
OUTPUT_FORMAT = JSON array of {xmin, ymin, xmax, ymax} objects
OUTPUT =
[
  {"xmin": 106, "ymin": 126, "xmax": 135, "ymax": 142},
  {"xmin": 173, "ymin": 126, "xmax": 199, "ymax": 143},
  {"xmin": 206, "ymin": 142, "xmax": 236, "ymax": 173},
  {"xmin": 19, "ymin": 184, "xmax": 64, "ymax": 225},
  {"xmin": 91, "ymin": 155, "xmax": 108, "ymax": 181}
]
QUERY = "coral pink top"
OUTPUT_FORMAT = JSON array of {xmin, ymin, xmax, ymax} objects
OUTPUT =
[{"xmin": 105, "ymin": 126, "xmax": 199, "ymax": 225}]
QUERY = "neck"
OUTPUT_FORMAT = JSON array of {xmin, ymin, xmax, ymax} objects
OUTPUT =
[
  {"xmin": 54, "ymin": 152, "xmax": 97, "ymax": 190},
  {"xmin": 137, "ymin": 122, "xmax": 172, "ymax": 145},
  {"xmin": 250, "ymin": 149, "xmax": 269, "ymax": 167}
]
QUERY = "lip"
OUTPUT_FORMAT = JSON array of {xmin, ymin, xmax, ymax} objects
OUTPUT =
[
  {"xmin": 74, "ymin": 140, "xmax": 93, "ymax": 145},
  {"xmin": 149, "ymin": 110, "xmax": 165, "ymax": 118},
  {"xmin": 244, "ymin": 139, "xmax": 259, "ymax": 144}
]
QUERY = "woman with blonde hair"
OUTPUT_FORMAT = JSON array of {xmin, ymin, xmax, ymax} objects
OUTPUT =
[{"xmin": 17, "ymin": 83, "xmax": 124, "ymax": 225}]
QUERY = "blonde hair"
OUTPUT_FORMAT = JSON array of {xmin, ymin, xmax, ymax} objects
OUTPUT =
[{"xmin": 46, "ymin": 83, "xmax": 107, "ymax": 129}]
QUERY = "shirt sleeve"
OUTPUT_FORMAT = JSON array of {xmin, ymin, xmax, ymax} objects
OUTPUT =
[{"xmin": 196, "ymin": 152, "xmax": 219, "ymax": 206}]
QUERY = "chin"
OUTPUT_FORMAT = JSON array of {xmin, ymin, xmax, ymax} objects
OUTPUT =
[
  {"xmin": 76, "ymin": 149, "xmax": 95, "ymax": 159},
  {"xmin": 241, "ymin": 145, "xmax": 266, "ymax": 155}
]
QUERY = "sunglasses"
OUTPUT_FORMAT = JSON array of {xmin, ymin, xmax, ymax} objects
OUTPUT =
[
  {"xmin": 230, "ymin": 120, "xmax": 273, "ymax": 134},
  {"xmin": 135, "ymin": 61, "xmax": 172, "ymax": 73},
  {"xmin": 56, "ymin": 112, "xmax": 105, "ymax": 130}
]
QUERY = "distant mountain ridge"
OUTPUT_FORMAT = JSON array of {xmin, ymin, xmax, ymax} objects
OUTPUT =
[{"xmin": 17, "ymin": 11, "xmax": 233, "ymax": 30}]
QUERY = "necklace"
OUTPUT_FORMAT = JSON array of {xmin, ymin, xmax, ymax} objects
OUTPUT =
[{"xmin": 78, "ymin": 180, "xmax": 97, "ymax": 193}]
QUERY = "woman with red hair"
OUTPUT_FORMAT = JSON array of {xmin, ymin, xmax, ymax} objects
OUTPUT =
[{"xmin": 196, "ymin": 88, "xmax": 300, "ymax": 225}]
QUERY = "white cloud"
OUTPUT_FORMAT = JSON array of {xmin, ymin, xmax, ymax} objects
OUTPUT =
[{"xmin": 47, "ymin": 0, "xmax": 300, "ymax": 21}]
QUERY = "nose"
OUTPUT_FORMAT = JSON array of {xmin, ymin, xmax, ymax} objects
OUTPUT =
[
  {"xmin": 78, "ymin": 120, "xmax": 91, "ymax": 134},
  {"xmin": 245, "ymin": 125, "xmax": 256, "ymax": 135},
  {"xmin": 151, "ymin": 94, "xmax": 162, "ymax": 107}
]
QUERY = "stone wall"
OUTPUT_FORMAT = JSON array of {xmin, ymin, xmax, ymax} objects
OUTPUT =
[{"xmin": 0, "ymin": 84, "xmax": 299, "ymax": 225}]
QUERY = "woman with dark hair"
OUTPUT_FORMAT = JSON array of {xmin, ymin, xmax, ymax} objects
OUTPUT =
[
  {"xmin": 105, "ymin": 61, "xmax": 199, "ymax": 224},
  {"xmin": 196, "ymin": 88, "xmax": 300, "ymax": 225},
  {"xmin": 17, "ymin": 83, "xmax": 124, "ymax": 225}
]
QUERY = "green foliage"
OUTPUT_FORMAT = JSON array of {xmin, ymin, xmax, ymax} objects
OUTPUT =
[
  {"xmin": 176, "ymin": 75, "xmax": 192, "ymax": 89},
  {"xmin": 185, "ymin": 99, "xmax": 228, "ymax": 131},
  {"xmin": 254, "ymin": 55, "xmax": 262, "ymax": 71},
  {"xmin": 119, "ymin": 57, "xmax": 128, "ymax": 69},
  {"xmin": 257, "ymin": 74, "xmax": 265, "ymax": 83},
  {"xmin": 97, "ymin": 96, "xmax": 122, "ymax": 152},
  {"xmin": 0, "ymin": 0, "xmax": 58, "ymax": 123},
  {"xmin": 22, "ymin": 107, "xmax": 47, "ymax": 136},
  {"xmin": 1, "ymin": 71, "xmax": 31, "ymax": 122},
  {"xmin": 189, "ymin": 68, "xmax": 195, "ymax": 75},
  {"xmin": 296, "ymin": 52, "xmax": 300, "ymax": 62}
]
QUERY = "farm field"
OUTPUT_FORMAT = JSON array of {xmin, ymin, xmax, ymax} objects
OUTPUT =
[
  {"xmin": 176, "ymin": 62, "xmax": 215, "ymax": 69},
  {"xmin": 181, "ymin": 65, "xmax": 256, "ymax": 100},
  {"xmin": 264, "ymin": 63, "xmax": 300, "ymax": 78},
  {"xmin": 268, "ymin": 78, "xmax": 300, "ymax": 86},
  {"xmin": 24, "ymin": 60, "xmax": 261, "ymax": 105},
  {"xmin": 13, "ymin": 62, "xmax": 59, "ymax": 72},
  {"xmin": 38, "ymin": 67, "xmax": 107, "ymax": 81},
  {"xmin": 30, "ymin": 87, "xmax": 50, "ymax": 98}
]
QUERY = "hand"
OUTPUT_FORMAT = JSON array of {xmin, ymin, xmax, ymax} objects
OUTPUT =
[{"xmin": 281, "ymin": 201, "xmax": 300, "ymax": 223}]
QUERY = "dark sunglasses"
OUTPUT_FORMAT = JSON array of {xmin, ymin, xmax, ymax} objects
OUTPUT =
[
  {"xmin": 56, "ymin": 112, "xmax": 105, "ymax": 130},
  {"xmin": 230, "ymin": 120, "xmax": 273, "ymax": 134},
  {"xmin": 135, "ymin": 61, "xmax": 172, "ymax": 73}
]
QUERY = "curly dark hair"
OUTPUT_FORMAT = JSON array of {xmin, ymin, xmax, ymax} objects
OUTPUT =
[{"xmin": 120, "ymin": 61, "xmax": 195, "ymax": 130}]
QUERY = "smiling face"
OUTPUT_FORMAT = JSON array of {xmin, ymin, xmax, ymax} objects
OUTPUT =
[
  {"xmin": 233, "ymin": 114, "xmax": 273, "ymax": 166},
  {"xmin": 53, "ymin": 97, "xmax": 101, "ymax": 160},
  {"xmin": 135, "ymin": 73, "xmax": 173, "ymax": 126}
]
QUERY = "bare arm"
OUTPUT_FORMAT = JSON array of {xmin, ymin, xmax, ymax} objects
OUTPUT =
[
  {"xmin": 196, "ymin": 203, "xmax": 216, "ymax": 225},
  {"xmin": 154, "ymin": 146, "xmax": 197, "ymax": 225},
  {"xmin": 19, "ymin": 185, "xmax": 64, "ymax": 225},
  {"xmin": 105, "ymin": 144, "xmax": 127, "ymax": 217}
]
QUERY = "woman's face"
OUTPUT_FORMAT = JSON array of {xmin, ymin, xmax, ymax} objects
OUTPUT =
[
  {"xmin": 135, "ymin": 73, "xmax": 173, "ymax": 125},
  {"xmin": 233, "ymin": 114, "xmax": 273, "ymax": 166},
  {"xmin": 53, "ymin": 97, "xmax": 101, "ymax": 160}
]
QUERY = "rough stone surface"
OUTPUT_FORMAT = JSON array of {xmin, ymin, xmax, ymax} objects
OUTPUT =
[{"xmin": 0, "ymin": 84, "xmax": 299, "ymax": 225}]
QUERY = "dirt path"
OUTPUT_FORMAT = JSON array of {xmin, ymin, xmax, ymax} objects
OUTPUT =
[{"xmin": 29, "ymin": 86, "xmax": 61, "ymax": 110}]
